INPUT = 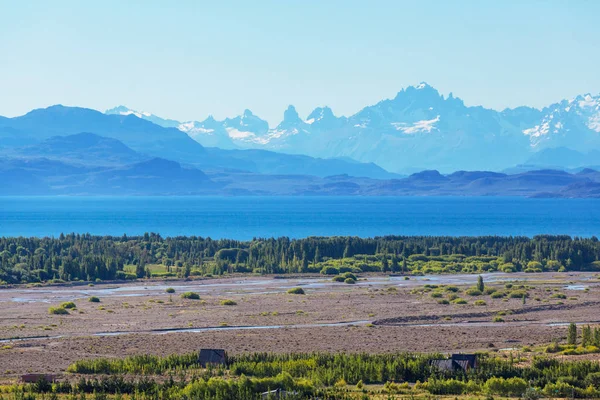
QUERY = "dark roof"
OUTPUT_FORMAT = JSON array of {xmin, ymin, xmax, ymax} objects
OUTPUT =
[
  {"xmin": 430, "ymin": 354, "xmax": 478, "ymax": 372},
  {"xmin": 21, "ymin": 374, "xmax": 57, "ymax": 383},
  {"xmin": 198, "ymin": 349, "xmax": 226, "ymax": 366},
  {"xmin": 451, "ymin": 354, "xmax": 477, "ymax": 368}
]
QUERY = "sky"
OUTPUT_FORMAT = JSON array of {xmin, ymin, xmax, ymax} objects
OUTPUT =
[{"xmin": 1, "ymin": 0, "xmax": 599, "ymax": 126}]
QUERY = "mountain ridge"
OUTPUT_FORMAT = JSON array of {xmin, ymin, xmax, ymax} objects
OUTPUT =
[{"xmin": 105, "ymin": 84, "xmax": 600, "ymax": 173}]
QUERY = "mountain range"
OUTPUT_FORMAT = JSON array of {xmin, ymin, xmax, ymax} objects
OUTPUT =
[
  {"xmin": 107, "ymin": 83, "xmax": 600, "ymax": 173},
  {"xmin": 1, "ymin": 83, "xmax": 600, "ymax": 197}
]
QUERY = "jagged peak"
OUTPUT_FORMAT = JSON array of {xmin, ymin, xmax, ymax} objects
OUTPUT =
[
  {"xmin": 307, "ymin": 106, "xmax": 335, "ymax": 121},
  {"xmin": 283, "ymin": 105, "xmax": 301, "ymax": 122}
]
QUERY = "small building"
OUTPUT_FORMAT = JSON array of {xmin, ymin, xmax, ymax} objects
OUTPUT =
[
  {"xmin": 261, "ymin": 389, "xmax": 297, "ymax": 399},
  {"xmin": 430, "ymin": 354, "xmax": 477, "ymax": 373},
  {"xmin": 198, "ymin": 349, "xmax": 227, "ymax": 367},
  {"xmin": 451, "ymin": 353, "xmax": 477, "ymax": 369},
  {"xmin": 21, "ymin": 374, "xmax": 58, "ymax": 383}
]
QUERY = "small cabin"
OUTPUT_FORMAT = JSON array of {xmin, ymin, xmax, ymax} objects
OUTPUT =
[
  {"xmin": 198, "ymin": 349, "xmax": 227, "ymax": 367},
  {"xmin": 21, "ymin": 374, "xmax": 58, "ymax": 383},
  {"xmin": 430, "ymin": 354, "xmax": 477, "ymax": 372},
  {"xmin": 261, "ymin": 389, "xmax": 297, "ymax": 399}
]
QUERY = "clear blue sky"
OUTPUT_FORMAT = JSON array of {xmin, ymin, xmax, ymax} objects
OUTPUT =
[{"xmin": 1, "ymin": 0, "xmax": 599, "ymax": 125}]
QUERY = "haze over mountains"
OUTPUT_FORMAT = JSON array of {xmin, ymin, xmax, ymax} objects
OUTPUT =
[
  {"xmin": 107, "ymin": 83, "xmax": 600, "ymax": 173},
  {"xmin": 1, "ymin": 83, "xmax": 599, "ymax": 197}
]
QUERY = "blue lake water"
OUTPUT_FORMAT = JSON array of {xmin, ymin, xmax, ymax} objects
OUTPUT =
[{"xmin": 0, "ymin": 196, "xmax": 599, "ymax": 239}]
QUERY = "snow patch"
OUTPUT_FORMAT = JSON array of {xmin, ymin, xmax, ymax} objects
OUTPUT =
[
  {"xmin": 226, "ymin": 127, "xmax": 256, "ymax": 139},
  {"xmin": 392, "ymin": 116, "xmax": 440, "ymax": 134},
  {"xmin": 588, "ymin": 115, "xmax": 600, "ymax": 132},
  {"xmin": 579, "ymin": 95, "xmax": 599, "ymax": 108}
]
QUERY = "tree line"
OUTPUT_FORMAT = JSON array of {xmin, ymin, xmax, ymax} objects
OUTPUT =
[{"xmin": 0, "ymin": 233, "xmax": 598, "ymax": 284}]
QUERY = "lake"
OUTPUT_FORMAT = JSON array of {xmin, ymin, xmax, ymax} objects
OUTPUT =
[{"xmin": 0, "ymin": 196, "xmax": 599, "ymax": 239}]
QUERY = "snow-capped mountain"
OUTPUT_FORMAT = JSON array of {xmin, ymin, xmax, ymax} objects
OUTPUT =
[
  {"xmin": 105, "ymin": 85, "xmax": 600, "ymax": 173},
  {"xmin": 105, "ymin": 106, "xmax": 180, "ymax": 128},
  {"xmin": 522, "ymin": 94, "xmax": 600, "ymax": 151}
]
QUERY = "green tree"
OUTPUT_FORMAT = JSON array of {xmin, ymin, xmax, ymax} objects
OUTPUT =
[
  {"xmin": 391, "ymin": 255, "xmax": 399, "ymax": 273},
  {"xmin": 567, "ymin": 322, "xmax": 578, "ymax": 345},
  {"xmin": 135, "ymin": 260, "xmax": 146, "ymax": 279},
  {"xmin": 381, "ymin": 254, "xmax": 389, "ymax": 272},
  {"xmin": 477, "ymin": 275, "xmax": 484, "ymax": 292},
  {"xmin": 582, "ymin": 325, "xmax": 592, "ymax": 347}
]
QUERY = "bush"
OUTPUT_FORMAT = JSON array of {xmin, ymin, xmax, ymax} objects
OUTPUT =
[
  {"xmin": 484, "ymin": 376, "xmax": 527, "ymax": 397},
  {"xmin": 483, "ymin": 287, "xmax": 497, "ymax": 295},
  {"xmin": 60, "ymin": 301, "xmax": 76, "ymax": 309},
  {"xmin": 452, "ymin": 298, "xmax": 467, "ymax": 304},
  {"xmin": 320, "ymin": 266, "xmax": 339, "ymax": 275},
  {"xmin": 474, "ymin": 300, "xmax": 487, "ymax": 306},
  {"xmin": 490, "ymin": 291, "xmax": 505, "ymax": 299},
  {"xmin": 332, "ymin": 276, "xmax": 345, "ymax": 282},
  {"xmin": 342, "ymin": 272, "xmax": 357, "ymax": 281},
  {"xmin": 88, "ymin": 296, "xmax": 100, "ymax": 303},
  {"xmin": 465, "ymin": 288, "xmax": 482, "ymax": 296},
  {"xmin": 287, "ymin": 287, "xmax": 305, "ymax": 295},
  {"xmin": 48, "ymin": 306, "xmax": 69, "ymax": 315},
  {"xmin": 509, "ymin": 290, "xmax": 527, "ymax": 299},
  {"xmin": 493, "ymin": 316, "xmax": 505, "ymax": 323},
  {"xmin": 181, "ymin": 292, "xmax": 200, "ymax": 300},
  {"xmin": 344, "ymin": 278, "xmax": 356, "ymax": 284},
  {"xmin": 165, "ymin": 287, "xmax": 175, "ymax": 293},
  {"xmin": 437, "ymin": 299, "xmax": 450, "ymax": 305},
  {"xmin": 551, "ymin": 293, "xmax": 567, "ymax": 299},
  {"xmin": 220, "ymin": 299, "xmax": 237, "ymax": 306}
]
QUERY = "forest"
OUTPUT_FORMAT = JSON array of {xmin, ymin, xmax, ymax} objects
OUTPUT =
[
  {"xmin": 0, "ymin": 234, "xmax": 599, "ymax": 284},
  {"xmin": 3, "ymin": 349, "xmax": 600, "ymax": 399}
]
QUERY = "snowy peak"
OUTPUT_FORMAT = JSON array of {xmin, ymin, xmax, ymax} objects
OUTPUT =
[
  {"xmin": 224, "ymin": 109, "xmax": 269, "ymax": 135},
  {"xmin": 521, "ymin": 93, "xmax": 600, "ymax": 150},
  {"xmin": 105, "ymin": 106, "xmax": 180, "ymax": 128},
  {"xmin": 306, "ymin": 106, "xmax": 334, "ymax": 123}
]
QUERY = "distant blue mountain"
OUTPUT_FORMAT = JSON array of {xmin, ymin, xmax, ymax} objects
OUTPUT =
[
  {"xmin": 108, "ymin": 84, "xmax": 600, "ymax": 173},
  {"xmin": 0, "ymin": 108, "xmax": 398, "ymax": 179},
  {"xmin": 1, "ymin": 154, "xmax": 597, "ymax": 197}
]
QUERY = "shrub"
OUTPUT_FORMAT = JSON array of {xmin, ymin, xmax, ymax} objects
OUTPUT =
[
  {"xmin": 332, "ymin": 276, "xmax": 345, "ymax": 282},
  {"xmin": 344, "ymin": 278, "xmax": 356, "ymax": 284},
  {"xmin": 430, "ymin": 292, "xmax": 443, "ymax": 298},
  {"xmin": 88, "ymin": 296, "xmax": 100, "ymax": 303},
  {"xmin": 474, "ymin": 300, "xmax": 487, "ymax": 306},
  {"xmin": 165, "ymin": 287, "xmax": 175, "ymax": 293},
  {"xmin": 320, "ymin": 266, "xmax": 339, "ymax": 275},
  {"xmin": 60, "ymin": 301, "xmax": 76, "ymax": 309},
  {"xmin": 483, "ymin": 287, "xmax": 497, "ymax": 295},
  {"xmin": 484, "ymin": 377, "xmax": 527, "ymax": 397},
  {"xmin": 48, "ymin": 306, "xmax": 69, "ymax": 315},
  {"xmin": 181, "ymin": 292, "xmax": 200, "ymax": 300},
  {"xmin": 437, "ymin": 299, "xmax": 450, "ymax": 305},
  {"xmin": 452, "ymin": 298, "xmax": 467, "ymax": 304},
  {"xmin": 493, "ymin": 316, "xmax": 505, "ymax": 323},
  {"xmin": 491, "ymin": 291, "xmax": 505, "ymax": 299},
  {"xmin": 220, "ymin": 299, "xmax": 237, "ymax": 306},
  {"xmin": 465, "ymin": 288, "xmax": 482, "ymax": 296},
  {"xmin": 551, "ymin": 293, "xmax": 567, "ymax": 299},
  {"xmin": 287, "ymin": 287, "xmax": 305, "ymax": 295},
  {"xmin": 509, "ymin": 290, "xmax": 527, "ymax": 299},
  {"xmin": 342, "ymin": 272, "xmax": 357, "ymax": 281}
]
